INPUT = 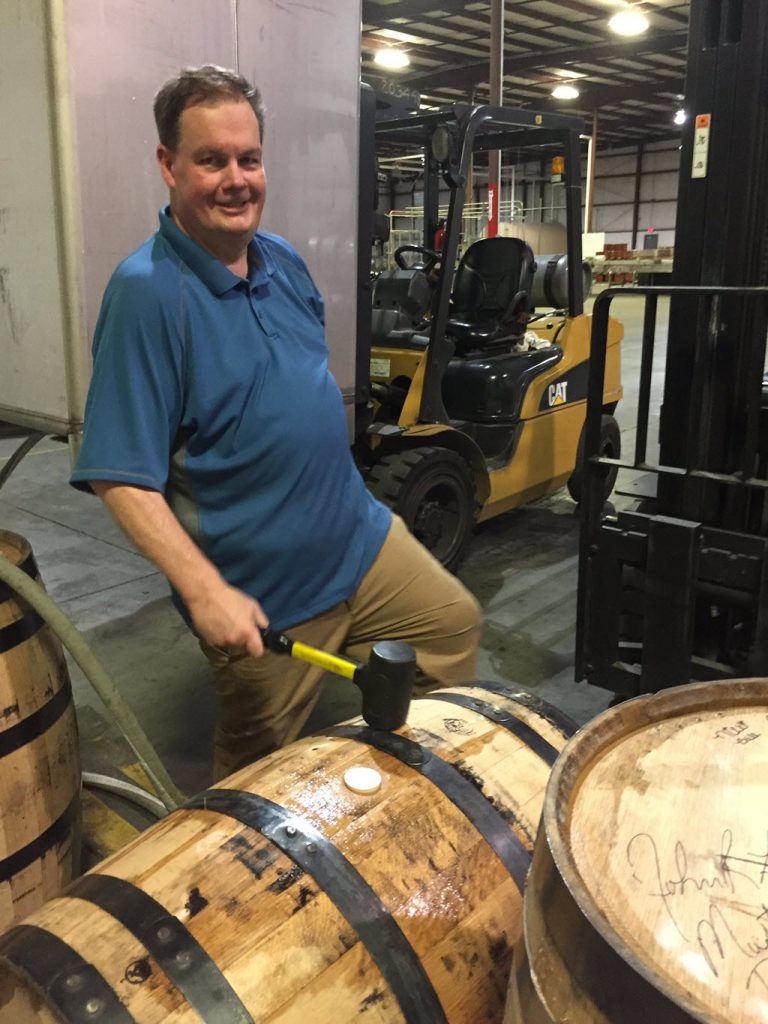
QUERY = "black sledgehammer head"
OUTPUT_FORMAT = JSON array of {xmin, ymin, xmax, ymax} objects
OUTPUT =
[{"xmin": 356, "ymin": 640, "xmax": 416, "ymax": 731}]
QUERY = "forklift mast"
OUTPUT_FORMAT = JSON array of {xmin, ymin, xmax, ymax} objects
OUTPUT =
[
  {"xmin": 659, "ymin": 0, "xmax": 768, "ymax": 528},
  {"xmin": 576, "ymin": 0, "xmax": 768, "ymax": 694}
]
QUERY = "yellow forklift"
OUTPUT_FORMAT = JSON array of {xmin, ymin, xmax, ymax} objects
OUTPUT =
[{"xmin": 355, "ymin": 103, "xmax": 623, "ymax": 569}]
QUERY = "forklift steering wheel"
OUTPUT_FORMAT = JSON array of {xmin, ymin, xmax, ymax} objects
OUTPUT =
[{"xmin": 394, "ymin": 245, "xmax": 442, "ymax": 273}]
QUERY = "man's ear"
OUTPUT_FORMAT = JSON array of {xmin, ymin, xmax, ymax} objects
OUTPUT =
[{"xmin": 157, "ymin": 144, "xmax": 176, "ymax": 189}]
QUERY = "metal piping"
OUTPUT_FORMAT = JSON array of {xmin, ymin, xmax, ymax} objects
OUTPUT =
[{"xmin": 42, "ymin": 0, "xmax": 89, "ymax": 455}]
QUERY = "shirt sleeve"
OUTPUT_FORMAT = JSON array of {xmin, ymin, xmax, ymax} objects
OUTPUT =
[{"xmin": 70, "ymin": 266, "xmax": 185, "ymax": 494}]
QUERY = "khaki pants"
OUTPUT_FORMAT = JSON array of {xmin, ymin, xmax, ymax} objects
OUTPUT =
[{"xmin": 200, "ymin": 514, "xmax": 482, "ymax": 781}]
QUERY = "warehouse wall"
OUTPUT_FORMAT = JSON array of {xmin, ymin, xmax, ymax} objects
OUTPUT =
[{"xmin": 590, "ymin": 141, "xmax": 680, "ymax": 248}]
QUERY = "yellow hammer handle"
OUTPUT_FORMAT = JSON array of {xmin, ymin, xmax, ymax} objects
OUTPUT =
[{"xmin": 290, "ymin": 642, "xmax": 358, "ymax": 681}]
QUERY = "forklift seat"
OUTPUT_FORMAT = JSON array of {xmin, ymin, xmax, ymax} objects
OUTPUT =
[{"xmin": 447, "ymin": 237, "xmax": 536, "ymax": 354}]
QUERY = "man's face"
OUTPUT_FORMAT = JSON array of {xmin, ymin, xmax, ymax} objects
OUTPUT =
[{"xmin": 157, "ymin": 98, "xmax": 266, "ymax": 257}]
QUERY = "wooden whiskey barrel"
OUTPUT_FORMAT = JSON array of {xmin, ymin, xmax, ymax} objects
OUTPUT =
[
  {"xmin": 0, "ymin": 530, "xmax": 81, "ymax": 930},
  {"xmin": 0, "ymin": 681, "xmax": 574, "ymax": 1024},
  {"xmin": 505, "ymin": 678, "xmax": 768, "ymax": 1024}
]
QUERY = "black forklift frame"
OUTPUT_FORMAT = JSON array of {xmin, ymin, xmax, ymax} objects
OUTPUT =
[
  {"xmin": 574, "ymin": 0, "xmax": 768, "ymax": 696},
  {"xmin": 577, "ymin": 285, "xmax": 768, "ymax": 694},
  {"xmin": 373, "ymin": 104, "xmax": 586, "ymax": 425}
]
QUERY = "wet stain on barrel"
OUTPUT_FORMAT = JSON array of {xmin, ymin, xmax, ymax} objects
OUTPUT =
[
  {"xmin": 124, "ymin": 958, "xmax": 152, "ymax": 984},
  {"xmin": 453, "ymin": 760, "xmax": 535, "ymax": 844},
  {"xmin": 512, "ymin": 817, "xmax": 535, "ymax": 845},
  {"xmin": 454, "ymin": 759, "xmax": 486, "ymax": 792},
  {"xmin": 225, "ymin": 834, "xmax": 278, "ymax": 879},
  {"xmin": 359, "ymin": 989, "xmax": 385, "ymax": 1012},
  {"xmin": 185, "ymin": 887, "xmax": 208, "ymax": 917},
  {"xmin": 291, "ymin": 884, "xmax": 314, "ymax": 913},
  {"xmin": 489, "ymin": 935, "xmax": 509, "ymax": 964},
  {"xmin": 269, "ymin": 864, "xmax": 304, "ymax": 894},
  {"xmin": 495, "ymin": 802, "xmax": 535, "ymax": 845},
  {"xmin": 441, "ymin": 954, "xmax": 456, "ymax": 972},
  {"xmin": 463, "ymin": 950, "xmax": 481, "ymax": 977},
  {"xmin": 0, "ymin": 704, "xmax": 19, "ymax": 721}
]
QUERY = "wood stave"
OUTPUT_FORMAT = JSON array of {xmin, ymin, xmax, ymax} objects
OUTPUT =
[
  {"xmin": 0, "ymin": 530, "xmax": 81, "ymax": 931},
  {"xmin": 0, "ymin": 683, "xmax": 573, "ymax": 1024},
  {"xmin": 514, "ymin": 678, "xmax": 768, "ymax": 1024}
]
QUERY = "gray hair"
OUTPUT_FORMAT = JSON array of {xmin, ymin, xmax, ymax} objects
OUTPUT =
[{"xmin": 153, "ymin": 65, "xmax": 265, "ymax": 150}]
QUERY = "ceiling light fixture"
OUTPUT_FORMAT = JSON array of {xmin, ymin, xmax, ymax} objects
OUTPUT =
[
  {"xmin": 374, "ymin": 48, "xmax": 410, "ymax": 70},
  {"xmin": 674, "ymin": 109, "xmax": 686, "ymax": 125},
  {"xmin": 552, "ymin": 83, "xmax": 580, "ymax": 100},
  {"xmin": 608, "ymin": 7, "xmax": 650, "ymax": 37}
]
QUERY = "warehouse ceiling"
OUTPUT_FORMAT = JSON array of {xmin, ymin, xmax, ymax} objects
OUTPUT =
[{"xmin": 361, "ymin": 0, "xmax": 690, "ymax": 148}]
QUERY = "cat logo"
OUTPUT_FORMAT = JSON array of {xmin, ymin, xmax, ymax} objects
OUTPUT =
[{"xmin": 548, "ymin": 381, "xmax": 568, "ymax": 407}]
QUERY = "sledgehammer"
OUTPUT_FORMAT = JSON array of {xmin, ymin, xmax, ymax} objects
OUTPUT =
[{"xmin": 260, "ymin": 628, "xmax": 415, "ymax": 730}]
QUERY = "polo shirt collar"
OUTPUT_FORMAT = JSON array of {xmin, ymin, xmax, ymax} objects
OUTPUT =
[{"xmin": 158, "ymin": 206, "xmax": 274, "ymax": 295}]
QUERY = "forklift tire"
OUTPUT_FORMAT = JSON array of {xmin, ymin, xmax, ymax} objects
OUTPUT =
[
  {"xmin": 367, "ymin": 447, "xmax": 475, "ymax": 572},
  {"xmin": 567, "ymin": 414, "xmax": 621, "ymax": 504}
]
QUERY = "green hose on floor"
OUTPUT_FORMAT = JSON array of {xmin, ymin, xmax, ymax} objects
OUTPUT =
[{"xmin": 0, "ymin": 553, "xmax": 185, "ymax": 813}]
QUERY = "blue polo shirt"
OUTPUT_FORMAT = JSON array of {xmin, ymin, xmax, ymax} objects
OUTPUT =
[{"xmin": 71, "ymin": 208, "xmax": 391, "ymax": 630}]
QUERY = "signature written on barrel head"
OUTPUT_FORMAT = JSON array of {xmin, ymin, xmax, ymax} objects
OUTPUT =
[{"xmin": 626, "ymin": 830, "xmax": 768, "ymax": 992}]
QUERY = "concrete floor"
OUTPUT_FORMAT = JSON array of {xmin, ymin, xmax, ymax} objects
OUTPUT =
[{"xmin": 0, "ymin": 291, "xmax": 668, "ymax": 811}]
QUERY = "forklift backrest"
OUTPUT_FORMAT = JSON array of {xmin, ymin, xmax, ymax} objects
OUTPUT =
[
  {"xmin": 446, "ymin": 237, "xmax": 536, "ymax": 353},
  {"xmin": 451, "ymin": 237, "xmax": 535, "ymax": 323}
]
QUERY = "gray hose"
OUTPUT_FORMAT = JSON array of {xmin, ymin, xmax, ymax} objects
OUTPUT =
[
  {"xmin": 0, "ymin": 553, "xmax": 185, "ymax": 812},
  {"xmin": 81, "ymin": 771, "xmax": 168, "ymax": 819},
  {"xmin": 0, "ymin": 432, "xmax": 46, "ymax": 492}
]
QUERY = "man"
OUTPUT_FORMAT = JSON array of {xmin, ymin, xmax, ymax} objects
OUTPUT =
[{"xmin": 71, "ymin": 65, "xmax": 481, "ymax": 780}]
